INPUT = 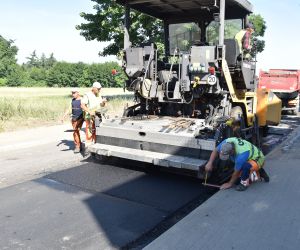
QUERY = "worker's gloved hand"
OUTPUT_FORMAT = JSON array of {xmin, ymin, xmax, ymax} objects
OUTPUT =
[
  {"xmin": 205, "ymin": 162, "xmax": 213, "ymax": 172},
  {"xmin": 220, "ymin": 182, "xmax": 232, "ymax": 190}
]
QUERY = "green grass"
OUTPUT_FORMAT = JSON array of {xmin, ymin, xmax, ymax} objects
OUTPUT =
[
  {"xmin": 0, "ymin": 96, "xmax": 69, "ymax": 132},
  {"xmin": 0, "ymin": 87, "xmax": 130, "ymax": 97},
  {"xmin": 0, "ymin": 87, "xmax": 132, "ymax": 132},
  {"xmin": 0, "ymin": 88, "xmax": 134, "ymax": 133}
]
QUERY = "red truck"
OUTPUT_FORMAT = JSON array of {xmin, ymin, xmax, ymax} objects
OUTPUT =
[{"xmin": 259, "ymin": 69, "xmax": 300, "ymax": 114}]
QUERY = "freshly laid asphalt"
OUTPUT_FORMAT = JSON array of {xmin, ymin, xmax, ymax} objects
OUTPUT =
[
  {"xmin": 144, "ymin": 126, "xmax": 300, "ymax": 250},
  {"xmin": 1, "ymin": 116, "xmax": 300, "ymax": 249},
  {"xmin": 0, "ymin": 162, "xmax": 208, "ymax": 249}
]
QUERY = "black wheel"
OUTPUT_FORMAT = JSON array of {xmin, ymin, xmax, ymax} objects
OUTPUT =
[
  {"xmin": 251, "ymin": 115, "xmax": 262, "ymax": 148},
  {"xmin": 260, "ymin": 125, "xmax": 269, "ymax": 137}
]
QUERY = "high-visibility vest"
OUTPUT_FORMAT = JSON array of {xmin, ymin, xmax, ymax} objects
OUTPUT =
[
  {"xmin": 225, "ymin": 137, "xmax": 265, "ymax": 167},
  {"xmin": 235, "ymin": 30, "xmax": 247, "ymax": 54}
]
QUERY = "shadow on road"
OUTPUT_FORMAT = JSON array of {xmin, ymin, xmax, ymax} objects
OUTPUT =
[
  {"xmin": 32, "ymin": 159, "xmax": 214, "ymax": 249},
  {"xmin": 56, "ymin": 139, "xmax": 74, "ymax": 151}
]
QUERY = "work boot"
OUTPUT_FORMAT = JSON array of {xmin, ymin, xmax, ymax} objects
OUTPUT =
[
  {"xmin": 235, "ymin": 179, "xmax": 249, "ymax": 191},
  {"xmin": 74, "ymin": 147, "xmax": 80, "ymax": 153},
  {"xmin": 259, "ymin": 168, "xmax": 270, "ymax": 182},
  {"xmin": 234, "ymin": 177, "xmax": 241, "ymax": 185}
]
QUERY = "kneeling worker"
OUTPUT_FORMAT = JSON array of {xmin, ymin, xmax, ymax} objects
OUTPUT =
[{"xmin": 205, "ymin": 137, "xmax": 269, "ymax": 191}]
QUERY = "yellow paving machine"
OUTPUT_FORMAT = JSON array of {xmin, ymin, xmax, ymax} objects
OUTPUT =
[{"xmin": 89, "ymin": 0, "xmax": 281, "ymax": 181}]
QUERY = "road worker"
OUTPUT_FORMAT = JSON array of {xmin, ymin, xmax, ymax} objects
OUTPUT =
[
  {"xmin": 62, "ymin": 88, "xmax": 84, "ymax": 153},
  {"xmin": 205, "ymin": 137, "xmax": 269, "ymax": 191},
  {"xmin": 81, "ymin": 82, "xmax": 107, "ymax": 146},
  {"xmin": 235, "ymin": 22, "xmax": 255, "ymax": 59}
]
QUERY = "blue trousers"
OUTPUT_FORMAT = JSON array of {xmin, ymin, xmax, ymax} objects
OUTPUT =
[{"xmin": 240, "ymin": 161, "xmax": 253, "ymax": 181}]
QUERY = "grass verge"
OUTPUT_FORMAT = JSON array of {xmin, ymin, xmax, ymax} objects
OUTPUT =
[{"xmin": 0, "ymin": 95, "xmax": 134, "ymax": 133}]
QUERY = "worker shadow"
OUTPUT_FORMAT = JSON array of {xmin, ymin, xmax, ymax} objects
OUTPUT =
[
  {"xmin": 56, "ymin": 140, "xmax": 87, "ymax": 157},
  {"xmin": 64, "ymin": 129, "xmax": 74, "ymax": 133},
  {"xmin": 32, "ymin": 158, "xmax": 213, "ymax": 249},
  {"xmin": 64, "ymin": 128, "xmax": 85, "ymax": 133},
  {"xmin": 56, "ymin": 140, "xmax": 74, "ymax": 151}
]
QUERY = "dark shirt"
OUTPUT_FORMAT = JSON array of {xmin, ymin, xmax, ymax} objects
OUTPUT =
[{"xmin": 72, "ymin": 98, "xmax": 83, "ymax": 120}]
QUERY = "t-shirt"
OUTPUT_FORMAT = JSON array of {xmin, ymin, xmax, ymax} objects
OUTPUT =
[
  {"xmin": 216, "ymin": 137, "xmax": 264, "ymax": 171},
  {"xmin": 81, "ymin": 91, "xmax": 103, "ymax": 119}
]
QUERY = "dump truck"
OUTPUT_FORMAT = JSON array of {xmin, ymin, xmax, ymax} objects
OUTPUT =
[
  {"xmin": 259, "ymin": 69, "xmax": 300, "ymax": 114},
  {"xmin": 89, "ymin": 0, "xmax": 281, "ymax": 181}
]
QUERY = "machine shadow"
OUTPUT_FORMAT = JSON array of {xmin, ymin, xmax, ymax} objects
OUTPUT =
[{"xmin": 36, "ymin": 157, "xmax": 214, "ymax": 249}]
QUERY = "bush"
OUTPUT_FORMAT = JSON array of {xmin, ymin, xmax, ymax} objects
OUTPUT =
[
  {"xmin": 0, "ymin": 78, "xmax": 7, "ymax": 86},
  {"xmin": 6, "ymin": 65, "xmax": 29, "ymax": 87}
]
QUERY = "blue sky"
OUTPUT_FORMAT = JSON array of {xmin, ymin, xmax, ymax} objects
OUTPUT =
[
  {"xmin": 252, "ymin": 0, "xmax": 300, "ymax": 70},
  {"xmin": 0, "ymin": 0, "xmax": 299, "ymax": 70},
  {"xmin": 0, "ymin": 0, "xmax": 114, "ymax": 64}
]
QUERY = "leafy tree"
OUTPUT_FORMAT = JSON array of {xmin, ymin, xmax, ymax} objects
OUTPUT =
[
  {"xmin": 27, "ymin": 67, "xmax": 47, "ymax": 86},
  {"xmin": 206, "ymin": 19, "xmax": 242, "ymax": 45},
  {"xmin": 77, "ymin": 0, "xmax": 163, "ymax": 56},
  {"xmin": 26, "ymin": 50, "xmax": 39, "ymax": 68},
  {"xmin": 0, "ymin": 34, "xmax": 125, "ymax": 87},
  {"xmin": 46, "ymin": 53, "xmax": 57, "ymax": 69},
  {"xmin": 0, "ymin": 77, "xmax": 7, "ymax": 86},
  {"xmin": 249, "ymin": 14, "xmax": 266, "ymax": 55},
  {"xmin": 6, "ymin": 64, "xmax": 29, "ymax": 87},
  {"xmin": 0, "ymin": 35, "xmax": 18, "ymax": 78},
  {"xmin": 25, "ymin": 51, "xmax": 57, "ymax": 69},
  {"xmin": 78, "ymin": 2, "xmax": 266, "ymax": 56},
  {"xmin": 206, "ymin": 14, "xmax": 266, "ymax": 54},
  {"xmin": 47, "ymin": 62, "xmax": 75, "ymax": 87},
  {"xmin": 40, "ymin": 53, "xmax": 47, "ymax": 68}
]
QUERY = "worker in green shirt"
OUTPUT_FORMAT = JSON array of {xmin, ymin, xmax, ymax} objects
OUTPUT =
[{"xmin": 205, "ymin": 137, "xmax": 269, "ymax": 191}]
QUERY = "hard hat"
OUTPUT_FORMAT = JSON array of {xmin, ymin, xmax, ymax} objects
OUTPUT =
[
  {"xmin": 92, "ymin": 81, "xmax": 102, "ymax": 89},
  {"xmin": 71, "ymin": 87, "xmax": 79, "ymax": 93}
]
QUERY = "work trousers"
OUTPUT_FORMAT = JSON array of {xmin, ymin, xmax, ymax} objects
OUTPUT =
[
  {"xmin": 71, "ymin": 118, "xmax": 84, "ymax": 149},
  {"xmin": 240, "ymin": 160, "xmax": 262, "ymax": 182},
  {"xmin": 85, "ymin": 118, "xmax": 96, "ymax": 143}
]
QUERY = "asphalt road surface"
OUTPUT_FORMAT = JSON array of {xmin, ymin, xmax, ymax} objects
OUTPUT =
[
  {"xmin": 1, "ymin": 115, "xmax": 300, "ymax": 249},
  {"xmin": 0, "ymin": 124, "xmax": 213, "ymax": 249}
]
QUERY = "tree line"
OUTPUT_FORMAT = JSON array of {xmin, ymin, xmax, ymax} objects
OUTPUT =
[
  {"xmin": 77, "ymin": 1, "xmax": 266, "ymax": 57},
  {"xmin": 0, "ymin": 35, "xmax": 126, "ymax": 88}
]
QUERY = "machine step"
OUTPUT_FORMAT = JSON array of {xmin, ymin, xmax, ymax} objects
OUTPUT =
[{"xmin": 89, "ymin": 143, "xmax": 207, "ymax": 171}]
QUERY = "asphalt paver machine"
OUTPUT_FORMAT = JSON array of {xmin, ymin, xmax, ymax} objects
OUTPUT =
[{"xmin": 90, "ymin": 0, "xmax": 281, "ymax": 181}]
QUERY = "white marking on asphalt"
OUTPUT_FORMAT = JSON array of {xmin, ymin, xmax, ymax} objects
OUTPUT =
[
  {"xmin": 252, "ymin": 201, "xmax": 269, "ymax": 212},
  {"xmin": 62, "ymin": 236, "xmax": 72, "ymax": 241}
]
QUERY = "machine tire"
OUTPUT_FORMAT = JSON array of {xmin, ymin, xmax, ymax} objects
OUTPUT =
[
  {"xmin": 251, "ymin": 115, "xmax": 261, "ymax": 148},
  {"xmin": 260, "ymin": 125, "xmax": 269, "ymax": 137}
]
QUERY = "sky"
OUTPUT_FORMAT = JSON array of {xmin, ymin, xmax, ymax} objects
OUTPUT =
[
  {"xmin": 0, "ymin": 0, "xmax": 300, "ymax": 70},
  {"xmin": 0, "ymin": 0, "xmax": 115, "ymax": 64}
]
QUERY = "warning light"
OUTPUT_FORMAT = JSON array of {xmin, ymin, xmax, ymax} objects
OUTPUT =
[{"xmin": 209, "ymin": 67, "xmax": 215, "ymax": 75}]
